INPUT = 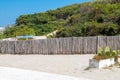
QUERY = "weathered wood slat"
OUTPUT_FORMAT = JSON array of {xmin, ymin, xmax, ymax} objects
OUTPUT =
[
  {"xmin": 97, "ymin": 36, "xmax": 107, "ymax": 50},
  {"xmin": 72, "ymin": 37, "xmax": 83, "ymax": 54},
  {"xmin": 0, "ymin": 41, "xmax": 2, "ymax": 53},
  {"xmin": 42, "ymin": 39, "xmax": 48, "ymax": 55},
  {"xmin": 1, "ymin": 41, "xmax": 8, "ymax": 54},
  {"xmin": 107, "ymin": 36, "xmax": 119, "ymax": 50},
  {"xmin": 118, "ymin": 36, "xmax": 120, "ymax": 50},
  {"xmin": 7, "ymin": 41, "xmax": 15, "ymax": 54},
  {"xmin": 83, "ymin": 37, "xmax": 97, "ymax": 54},
  {"xmin": 32, "ymin": 40, "xmax": 40, "ymax": 54}
]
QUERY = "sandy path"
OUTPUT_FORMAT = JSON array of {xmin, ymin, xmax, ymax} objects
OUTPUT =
[{"xmin": 0, "ymin": 54, "xmax": 119, "ymax": 80}]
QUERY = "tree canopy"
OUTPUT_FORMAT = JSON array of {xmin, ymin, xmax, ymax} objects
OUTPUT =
[{"xmin": 3, "ymin": 0, "xmax": 120, "ymax": 38}]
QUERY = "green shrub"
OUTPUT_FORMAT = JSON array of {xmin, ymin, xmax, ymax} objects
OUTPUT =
[{"xmin": 94, "ymin": 46, "xmax": 120, "ymax": 60}]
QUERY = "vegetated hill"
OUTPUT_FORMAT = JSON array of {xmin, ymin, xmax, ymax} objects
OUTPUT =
[{"xmin": 3, "ymin": 0, "xmax": 120, "ymax": 38}]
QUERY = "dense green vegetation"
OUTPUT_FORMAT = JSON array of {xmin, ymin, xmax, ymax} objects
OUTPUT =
[{"xmin": 3, "ymin": 0, "xmax": 120, "ymax": 38}]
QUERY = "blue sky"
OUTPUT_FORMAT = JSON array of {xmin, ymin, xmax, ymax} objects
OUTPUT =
[{"xmin": 0, "ymin": 0, "xmax": 91, "ymax": 27}]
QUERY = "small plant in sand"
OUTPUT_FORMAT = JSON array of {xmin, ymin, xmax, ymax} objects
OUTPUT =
[
  {"xmin": 89, "ymin": 46, "xmax": 120, "ymax": 69},
  {"xmin": 94, "ymin": 46, "xmax": 120, "ymax": 61}
]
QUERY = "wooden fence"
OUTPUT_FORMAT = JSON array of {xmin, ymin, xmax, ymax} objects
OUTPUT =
[{"xmin": 0, "ymin": 36, "xmax": 120, "ymax": 54}]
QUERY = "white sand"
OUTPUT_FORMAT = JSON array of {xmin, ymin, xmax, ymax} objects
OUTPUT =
[
  {"xmin": 0, "ymin": 54, "xmax": 119, "ymax": 80},
  {"xmin": 0, "ymin": 67, "xmax": 91, "ymax": 80}
]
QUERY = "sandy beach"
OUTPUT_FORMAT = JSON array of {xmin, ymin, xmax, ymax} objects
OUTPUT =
[{"xmin": 0, "ymin": 54, "xmax": 119, "ymax": 80}]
